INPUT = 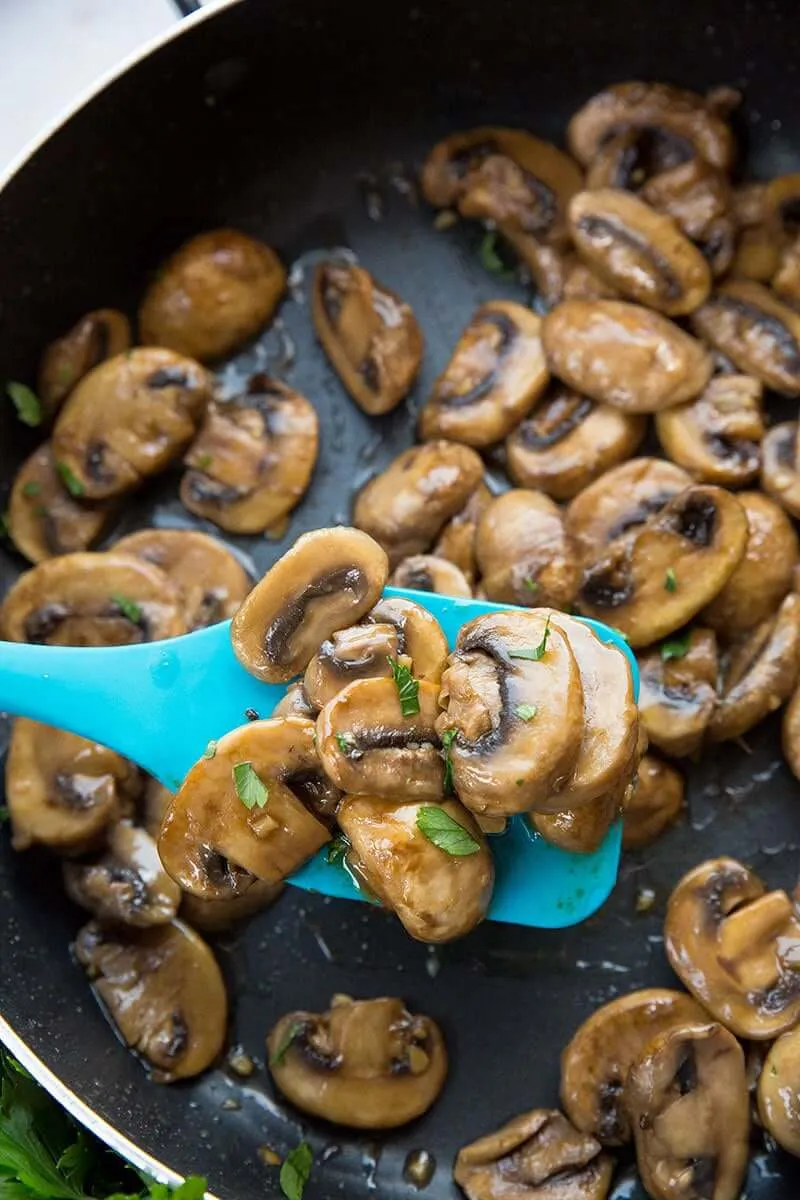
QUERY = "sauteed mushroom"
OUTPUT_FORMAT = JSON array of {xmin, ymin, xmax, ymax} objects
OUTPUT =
[
  {"xmin": 529, "ymin": 789, "xmax": 620, "ymax": 855},
  {"xmin": 637, "ymin": 629, "xmax": 718, "ymax": 757},
  {"xmin": 562, "ymin": 258, "xmax": 620, "ymax": 300},
  {"xmin": 337, "ymin": 794, "xmax": 493, "ymax": 942},
  {"xmin": 272, "ymin": 681, "xmax": 318, "ymax": 719},
  {"xmin": 7, "ymin": 443, "xmax": 113, "ymax": 564},
  {"xmin": 303, "ymin": 619, "xmax": 426, "ymax": 710},
  {"xmin": 664, "ymin": 857, "xmax": 800, "ymax": 1038},
  {"xmin": 180, "ymin": 879, "xmax": 283, "ymax": 933},
  {"xmin": 782, "ymin": 685, "xmax": 800, "ymax": 782},
  {"xmin": 139, "ymin": 228, "xmax": 286, "ymax": 361},
  {"xmin": 181, "ymin": 374, "xmax": 318, "ymax": 535},
  {"xmin": 143, "ymin": 779, "xmax": 174, "ymax": 840},
  {"xmin": 267, "ymin": 995, "xmax": 447, "ymax": 1127},
  {"xmin": 622, "ymin": 755, "xmax": 684, "ymax": 849},
  {"xmin": 74, "ymin": 919, "xmax": 227, "ymax": 1082},
  {"xmin": 38, "ymin": 308, "xmax": 131, "ymax": 418},
  {"xmin": 231, "ymin": 527, "xmax": 388, "ymax": 682},
  {"xmin": 638, "ymin": 157, "xmax": 731, "ymax": 245},
  {"xmin": 367, "ymin": 595, "xmax": 449, "ymax": 682},
  {"xmin": 418, "ymin": 302, "xmax": 548, "ymax": 446},
  {"xmin": 475, "ymin": 490, "xmax": 580, "ymax": 610},
  {"xmin": 655, "ymin": 374, "xmax": 765, "ymax": 487},
  {"xmin": 762, "ymin": 420, "xmax": 800, "ymax": 518},
  {"xmin": 433, "ymin": 483, "xmax": 493, "ymax": 583},
  {"xmin": 64, "ymin": 822, "xmax": 181, "ymax": 926},
  {"xmin": 691, "ymin": 281, "xmax": 800, "ymax": 395},
  {"xmin": 391, "ymin": 554, "xmax": 473, "ymax": 598},
  {"xmin": 757, "ymin": 1027, "xmax": 800, "ymax": 1155},
  {"xmin": 311, "ymin": 262, "xmax": 423, "ymax": 414}
]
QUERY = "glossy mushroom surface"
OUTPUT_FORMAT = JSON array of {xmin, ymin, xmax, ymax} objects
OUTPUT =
[
  {"xmin": 390, "ymin": 554, "xmax": 473, "ymax": 598},
  {"xmin": 475, "ymin": 490, "xmax": 580, "ymax": 610},
  {"xmin": 38, "ymin": 308, "xmax": 131, "ymax": 419},
  {"xmin": 7, "ymin": 443, "xmax": 113, "ymax": 564},
  {"xmin": 367, "ymin": 596, "xmax": 449, "ymax": 683},
  {"xmin": 757, "ymin": 1027, "xmax": 800, "ymax": 1155},
  {"xmin": 180, "ymin": 879, "xmax": 284, "ymax": 933},
  {"xmin": 762, "ymin": 420, "xmax": 800, "ymax": 518},
  {"xmin": 529, "ymin": 789, "xmax": 620, "ymax": 855},
  {"xmin": 303, "ymin": 622, "xmax": 402, "ymax": 709},
  {"xmin": 64, "ymin": 822, "xmax": 181, "ymax": 926},
  {"xmin": 622, "ymin": 755, "xmax": 684, "ymax": 849},
  {"xmin": 637, "ymin": 628, "xmax": 719, "ymax": 757},
  {"xmin": 433, "ymin": 483, "xmax": 493, "ymax": 584},
  {"xmin": 691, "ymin": 281, "xmax": 800, "ymax": 395},
  {"xmin": 655, "ymin": 373, "xmax": 764, "ymax": 487}
]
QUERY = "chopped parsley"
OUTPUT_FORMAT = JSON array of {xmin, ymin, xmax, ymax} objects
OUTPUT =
[
  {"xmin": 195, "ymin": 453, "xmax": 213, "ymax": 469},
  {"xmin": 335, "ymin": 732, "xmax": 355, "ymax": 754},
  {"xmin": 232, "ymin": 761, "xmax": 268, "ymax": 809},
  {"xmin": 522, "ymin": 576, "xmax": 539, "ymax": 594},
  {"xmin": 479, "ymin": 230, "xmax": 515, "ymax": 279},
  {"xmin": 664, "ymin": 567, "xmax": 678, "ymax": 593},
  {"xmin": 203, "ymin": 740, "xmax": 218, "ymax": 759},
  {"xmin": 6, "ymin": 381, "xmax": 42, "ymax": 427},
  {"xmin": 509, "ymin": 616, "xmax": 552, "ymax": 662},
  {"xmin": 416, "ymin": 805, "xmax": 481, "ymax": 856},
  {"xmin": 516, "ymin": 704, "xmax": 538, "ymax": 721},
  {"xmin": 22, "ymin": 481, "xmax": 41, "ymax": 497},
  {"xmin": 111, "ymin": 593, "xmax": 142, "ymax": 623},
  {"xmin": 326, "ymin": 833, "xmax": 350, "ymax": 866},
  {"xmin": 269, "ymin": 1020, "xmax": 304, "ymax": 1067},
  {"xmin": 55, "ymin": 461, "xmax": 84, "ymax": 497},
  {"xmin": 280, "ymin": 1141, "xmax": 313, "ymax": 1200},
  {"xmin": 660, "ymin": 631, "xmax": 691, "ymax": 662},
  {"xmin": 440, "ymin": 726, "xmax": 458, "ymax": 793},
  {"xmin": 387, "ymin": 656, "xmax": 420, "ymax": 717}
]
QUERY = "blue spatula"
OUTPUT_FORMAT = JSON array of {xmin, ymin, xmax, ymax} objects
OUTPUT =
[{"xmin": 0, "ymin": 587, "xmax": 637, "ymax": 929}]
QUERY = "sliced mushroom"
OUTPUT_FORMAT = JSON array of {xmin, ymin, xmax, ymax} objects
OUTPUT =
[
  {"xmin": 418, "ymin": 302, "xmax": 549, "ymax": 446},
  {"xmin": 762, "ymin": 420, "xmax": 800, "ymax": 518},
  {"xmin": 506, "ymin": 388, "xmax": 645, "ymax": 501},
  {"xmin": 271, "ymin": 682, "xmax": 318, "ymax": 718},
  {"xmin": 433, "ymin": 483, "xmax": 493, "ymax": 583},
  {"xmin": 622, "ymin": 755, "xmax": 684, "ymax": 849},
  {"xmin": 764, "ymin": 172, "xmax": 800, "ymax": 237},
  {"xmin": 637, "ymin": 629, "xmax": 719, "ymax": 757},
  {"xmin": 454, "ymin": 1108, "xmax": 614, "ymax": 1200},
  {"xmin": 578, "ymin": 485, "xmax": 748, "ymax": 648},
  {"xmin": 52, "ymin": 348, "xmax": 212, "ymax": 499},
  {"xmin": 560, "ymin": 988, "xmax": 709, "ymax": 1144},
  {"xmin": 181, "ymin": 373, "xmax": 318, "ymax": 535},
  {"xmin": 74, "ymin": 918, "xmax": 227, "ymax": 1081},
  {"xmin": 639, "ymin": 157, "xmax": 732, "ymax": 245},
  {"xmin": 691, "ymin": 281, "xmax": 800, "ymax": 395},
  {"xmin": 311, "ymin": 262, "xmax": 423, "ymax": 414},
  {"xmin": 436, "ymin": 610, "xmax": 584, "ymax": 815},
  {"xmin": 543, "ymin": 299, "xmax": 713, "ymax": 413},
  {"xmin": 38, "ymin": 308, "xmax": 131, "ymax": 418},
  {"xmin": 529, "ymin": 789, "xmax": 620, "ymax": 855},
  {"xmin": 5, "ymin": 718, "xmax": 141, "ymax": 854},
  {"xmin": 624, "ymin": 1021, "xmax": 749, "ymax": 1200},
  {"xmin": 0, "ymin": 551, "xmax": 187, "ymax": 645},
  {"xmin": 562, "ymin": 258, "xmax": 621, "ymax": 301},
  {"xmin": 757, "ymin": 1026, "xmax": 800, "ymax": 1155},
  {"xmin": 267, "ymin": 995, "xmax": 447, "ymax": 1127},
  {"xmin": 390, "ymin": 554, "xmax": 472, "ymax": 598},
  {"xmin": 664, "ymin": 857, "xmax": 800, "ymax": 1038},
  {"xmin": 731, "ymin": 223, "xmax": 784, "ymax": 283},
  {"xmin": 180, "ymin": 880, "xmax": 283, "ymax": 933},
  {"xmin": 231, "ymin": 527, "xmax": 388, "ymax": 683},
  {"xmin": 7, "ymin": 443, "xmax": 114, "ymax": 564},
  {"xmin": 497, "ymin": 227, "xmax": 574, "ymax": 307},
  {"xmin": 304, "ymin": 622, "xmax": 402, "ymax": 709},
  {"xmin": 337, "ymin": 794, "xmax": 493, "ymax": 941},
  {"xmin": 64, "ymin": 821, "xmax": 181, "ymax": 926},
  {"xmin": 143, "ymin": 778, "xmax": 174, "ymax": 839},
  {"xmin": 114, "ymin": 528, "xmax": 251, "ymax": 629},
  {"xmin": 138, "ymin": 228, "xmax": 286, "ymax": 361},
  {"xmin": 475, "ymin": 490, "xmax": 581, "ymax": 610},
  {"xmin": 782, "ymin": 684, "xmax": 800, "ymax": 782},
  {"xmin": 353, "ymin": 441, "xmax": 484, "ymax": 564},
  {"xmin": 655, "ymin": 374, "xmax": 764, "ymax": 487},
  {"xmin": 772, "ymin": 234, "xmax": 800, "ymax": 306},
  {"xmin": 584, "ymin": 127, "xmax": 695, "ymax": 192},
  {"xmin": 367, "ymin": 595, "xmax": 450, "ymax": 683}
]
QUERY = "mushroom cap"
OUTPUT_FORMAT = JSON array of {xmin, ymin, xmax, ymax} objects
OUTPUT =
[
  {"xmin": 367, "ymin": 596, "xmax": 449, "ymax": 684},
  {"xmin": 390, "ymin": 554, "xmax": 473, "ymax": 598},
  {"xmin": 638, "ymin": 155, "xmax": 731, "ymax": 243},
  {"xmin": 476, "ymin": 490, "xmax": 581, "ymax": 611},
  {"xmin": 303, "ymin": 622, "xmax": 402, "ymax": 709},
  {"xmin": 529, "ymin": 787, "xmax": 620, "ymax": 855},
  {"xmin": 64, "ymin": 821, "xmax": 181, "ymax": 926},
  {"xmin": 74, "ymin": 918, "xmax": 227, "ymax": 1081},
  {"xmin": 757, "ymin": 1026, "xmax": 800, "ymax": 1155},
  {"xmin": 691, "ymin": 280, "xmax": 800, "ymax": 395},
  {"xmin": 655, "ymin": 374, "xmax": 765, "ymax": 488},
  {"xmin": 761, "ymin": 420, "xmax": 800, "ymax": 519},
  {"xmin": 637, "ymin": 628, "xmax": 719, "ymax": 757},
  {"xmin": 7, "ymin": 443, "xmax": 114, "ymax": 565},
  {"xmin": 180, "ymin": 879, "xmax": 283, "ymax": 933},
  {"xmin": 37, "ymin": 308, "xmax": 131, "ymax": 418},
  {"xmin": 271, "ymin": 681, "xmax": 319, "ymax": 720},
  {"xmin": 622, "ymin": 755, "xmax": 685, "ymax": 850},
  {"xmin": 433, "ymin": 482, "xmax": 493, "ymax": 583},
  {"xmin": 782, "ymin": 684, "xmax": 800, "ymax": 782},
  {"xmin": 231, "ymin": 527, "xmax": 388, "ymax": 682},
  {"xmin": 267, "ymin": 995, "xmax": 447, "ymax": 1128}
]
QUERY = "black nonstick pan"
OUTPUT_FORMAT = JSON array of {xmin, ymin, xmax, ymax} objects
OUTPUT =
[{"xmin": 1, "ymin": 0, "xmax": 800, "ymax": 1196}]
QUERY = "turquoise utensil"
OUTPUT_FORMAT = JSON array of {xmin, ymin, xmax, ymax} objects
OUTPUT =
[{"xmin": 0, "ymin": 587, "xmax": 637, "ymax": 929}]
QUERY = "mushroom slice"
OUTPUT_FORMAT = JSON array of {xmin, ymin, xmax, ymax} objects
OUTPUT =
[
  {"xmin": 7, "ymin": 443, "xmax": 114, "ymax": 564},
  {"xmin": 578, "ymin": 485, "xmax": 748, "ymax": 648},
  {"xmin": 52, "ymin": 348, "xmax": 212, "ymax": 499},
  {"xmin": 311, "ymin": 262, "xmax": 423, "ymax": 415},
  {"xmin": 639, "ymin": 157, "xmax": 732, "ymax": 244},
  {"xmin": 5, "ymin": 718, "xmax": 141, "ymax": 854},
  {"xmin": 304, "ymin": 622, "xmax": 402, "ymax": 709},
  {"xmin": 271, "ymin": 682, "xmax": 318, "ymax": 719},
  {"xmin": 691, "ymin": 281, "xmax": 800, "ymax": 395},
  {"xmin": 731, "ymin": 222, "xmax": 784, "ymax": 283},
  {"xmin": 637, "ymin": 629, "xmax": 718, "ymax": 757},
  {"xmin": 74, "ymin": 919, "xmax": 227, "ymax": 1081},
  {"xmin": 622, "ymin": 755, "xmax": 684, "ymax": 849},
  {"xmin": 782, "ymin": 685, "xmax": 800, "ymax": 782},
  {"xmin": 624, "ymin": 1021, "xmax": 749, "ymax": 1200},
  {"xmin": 475, "ymin": 490, "xmax": 581, "ymax": 610},
  {"xmin": 762, "ymin": 420, "xmax": 800, "ymax": 519},
  {"xmin": 664, "ymin": 857, "xmax": 800, "ymax": 1039},
  {"xmin": 114, "ymin": 528, "xmax": 251, "ymax": 629},
  {"xmin": 584, "ymin": 127, "xmax": 695, "ymax": 192},
  {"xmin": 757, "ymin": 1027, "xmax": 800, "ymax": 1155},
  {"xmin": 506, "ymin": 388, "xmax": 645, "ymax": 501},
  {"xmin": 560, "ymin": 988, "xmax": 710, "ymax": 1145},
  {"xmin": 454, "ymin": 1107, "xmax": 614, "ymax": 1200},
  {"xmin": 528, "ymin": 789, "xmax": 620, "ymax": 855},
  {"xmin": 231, "ymin": 527, "xmax": 388, "ymax": 683},
  {"xmin": 317, "ymin": 678, "xmax": 444, "ymax": 800},
  {"xmin": 436, "ymin": 610, "xmax": 583, "ymax": 816},
  {"xmin": 64, "ymin": 821, "xmax": 181, "ymax": 926},
  {"xmin": 708, "ymin": 592, "xmax": 800, "ymax": 742},
  {"xmin": 0, "ymin": 551, "xmax": 187, "ymax": 645},
  {"xmin": 655, "ymin": 374, "xmax": 764, "ymax": 487},
  {"xmin": 181, "ymin": 374, "xmax": 318, "ymax": 535},
  {"xmin": 143, "ymin": 778, "xmax": 174, "ymax": 840},
  {"xmin": 390, "ymin": 554, "xmax": 472, "ymax": 598},
  {"xmin": 367, "ymin": 595, "xmax": 449, "ymax": 684},
  {"xmin": 542, "ymin": 299, "xmax": 713, "ymax": 413},
  {"xmin": 418, "ymin": 302, "xmax": 549, "ymax": 447},
  {"xmin": 353, "ymin": 441, "xmax": 484, "ymax": 564},
  {"xmin": 138, "ymin": 228, "xmax": 286, "ymax": 361},
  {"xmin": 181, "ymin": 880, "xmax": 283, "ymax": 933},
  {"xmin": 433, "ymin": 483, "xmax": 493, "ymax": 584},
  {"xmin": 38, "ymin": 308, "xmax": 131, "ymax": 418},
  {"xmin": 764, "ymin": 172, "xmax": 800, "ymax": 235},
  {"xmin": 337, "ymin": 795, "xmax": 493, "ymax": 942},
  {"xmin": 562, "ymin": 257, "xmax": 621, "ymax": 301},
  {"xmin": 267, "ymin": 995, "xmax": 447, "ymax": 1127}
]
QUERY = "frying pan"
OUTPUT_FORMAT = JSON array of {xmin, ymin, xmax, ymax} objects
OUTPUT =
[{"xmin": 1, "ymin": 0, "xmax": 799, "ymax": 1196}]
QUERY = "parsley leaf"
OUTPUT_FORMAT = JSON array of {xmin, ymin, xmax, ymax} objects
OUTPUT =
[
  {"xmin": 661, "ymin": 631, "xmax": 691, "ymax": 662},
  {"xmin": 479, "ymin": 231, "xmax": 515, "ymax": 279},
  {"xmin": 232, "ymin": 761, "xmax": 268, "ymax": 809},
  {"xmin": 195, "ymin": 453, "xmax": 213, "ymax": 469},
  {"xmin": 269, "ymin": 1020, "xmax": 305, "ymax": 1068},
  {"xmin": 440, "ymin": 727, "xmax": 457, "ymax": 793},
  {"xmin": 335, "ymin": 732, "xmax": 355, "ymax": 754},
  {"xmin": 664, "ymin": 567, "xmax": 677, "ymax": 593},
  {"xmin": 509, "ymin": 616, "xmax": 552, "ymax": 662},
  {"xmin": 6, "ymin": 382, "xmax": 42, "ymax": 427},
  {"xmin": 111, "ymin": 594, "xmax": 142, "ymax": 624},
  {"xmin": 387, "ymin": 656, "xmax": 420, "ymax": 717},
  {"xmin": 516, "ymin": 703, "xmax": 538, "ymax": 721},
  {"xmin": 280, "ymin": 1141, "xmax": 313, "ymax": 1200},
  {"xmin": 203, "ymin": 740, "xmax": 217, "ymax": 759},
  {"xmin": 416, "ymin": 805, "xmax": 481, "ymax": 856},
  {"xmin": 22, "ymin": 481, "xmax": 41, "ymax": 497},
  {"xmin": 326, "ymin": 833, "xmax": 350, "ymax": 865},
  {"xmin": 55, "ymin": 461, "xmax": 84, "ymax": 497},
  {"xmin": 522, "ymin": 576, "xmax": 539, "ymax": 593}
]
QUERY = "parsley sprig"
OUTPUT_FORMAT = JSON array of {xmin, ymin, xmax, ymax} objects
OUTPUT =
[
  {"xmin": 387, "ymin": 657, "xmax": 420, "ymax": 717},
  {"xmin": 509, "ymin": 616, "xmax": 552, "ymax": 662},
  {"xmin": 232, "ymin": 762, "xmax": 268, "ymax": 809},
  {"xmin": 416, "ymin": 806, "xmax": 481, "ymax": 856}
]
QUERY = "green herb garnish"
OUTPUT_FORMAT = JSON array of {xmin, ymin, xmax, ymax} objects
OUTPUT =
[
  {"xmin": 523, "ymin": 576, "xmax": 539, "ymax": 594},
  {"xmin": 195, "ymin": 453, "xmax": 213, "ymax": 469},
  {"xmin": 111, "ymin": 594, "xmax": 142, "ymax": 624},
  {"xmin": 664, "ymin": 567, "xmax": 677, "ymax": 593},
  {"xmin": 232, "ymin": 761, "xmax": 269, "ymax": 809},
  {"xmin": 270, "ymin": 1020, "xmax": 304, "ymax": 1067},
  {"xmin": 6, "ymin": 382, "xmax": 42, "ymax": 427},
  {"xmin": 479, "ymin": 230, "xmax": 515, "ymax": 278},
  {"xmin": 55, "ymin": 461, "xmax": 84, "ymax": 497},
  {"xmin": 516, "ymin": 704, "xmax": 538, "ymax": 721},
  {"xmin": 660, "ymin": 631, "xmax": 691, "ymax": 662},
  {"xmin": 326, "ymin": 834, "xmax": 350, "ymax": 866},
  {"xmin": 280, "ymin": 1141, "xmax": 313, "ymax": 1200},
  {"xmin": 0, "ymin": 805, "xmax": 9, "ymax": 824},
  {"xmin": 0, "ymin": 512, "xmax": 9, "ymax": 539},
  {"xmin": 203, "ymin": 740, "xmax": 218, "ymax": 759},
  {"xmin": 509, "ymin": 616, "xmax": 552, "ymax": 662},
  {"xmin": 335, "ymin": 732, "xmax": 355, "ymax": 754},
  {"xmin": 387, "ymin": 656, "xmax": 420, "ymax": 717},
  {"xmin": 416, "ymin": 805, "xmax": 481, "ymax": 856},
  {"xmin": 440, "ymin": 726, "xmax": 457, "ymax": 793},
  {"xmin": 22, "ymin": 481, "xmax": 41, "ymax": 497}
]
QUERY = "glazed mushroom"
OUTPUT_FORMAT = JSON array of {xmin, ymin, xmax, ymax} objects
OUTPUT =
[
  {"xmin": 475, "ymin": 490, "xmax": 581, "ymax": 610},
  {"xmin": 506, "ymin": 388, "xmax": 645, "ymax": 501},
  {"xmin": 757, "ymin": 1026, "xmax": 800, "ymax": 1155},
  {"xmin": 6, "ymin": 443, "xmax": 113, "ymax": 564},
  {"xmin": 64, "ymin": 821, "xmax": 181, "ymax": 926},
  {"xmin": 624, "ymin": 1021, "xmax": 750, "ymax": 1200},
  {"xmin": 529, "ymin": 789, "xmax": 620, "ymax": 855},
  {"xmin": 143, "ymin": 778, "xmax": 174, "ymax": 840},
  {"xmin": 390, "ymin": 554, "xmax": 472, "ymax": 598},
  {"xmin": 353, "ymin": 441, "xmax": 484, "ymax": 564},
  {"xmin": 74, "ymin": 919, "xmax": 227, "ymax": 1081},
  {"xmin": 337, "ymin": 794, "xmax": 493, "ymax": 942},
  {"xmin": 311, "ymin": 261, "xmax": 423, "ymax": 414},
  {"xmin": 304, "ymin": 622, "xmax": 402, "ymax": 709},
  {"xmin": 638, "ymin": 157, "xmax": 732, "ymax": 250},
  {"xmin": 231, "ymin": 527, "xmax": 388, "ymax": 683},
  {"xmin": 622, "ymin": 755, "xmax": 684, "ymax": 849},
  {"xmin": 180, "ymin": 879, "xmax": 283, "ymax": 933},
  {"xmin": 691, "ymin": 281, "xmax": 800, "ymax": 395},
  {"xmin": 762, "ymin": 421, "xmax": 800, "ymax": 518},
  {"xmin": 138, "ymin": 228, "xmax": 286, "ymax": 361},
  {"xmin": 0, "ymin": 551, "xmax": 187, "ymax": 645},
  {"xmin": 367, "ymin": 595, "xmax": 450, "ymax": 682},
  {"xmin": 562, "ymin": 258, "xmax": 620, "ymax": 300},
  {"xmin": 637, "ymin": 629, "xmax": 718, "ymax": 757},
  {"xmin": 654, "ymin": 374, "xmax": 765, "ymax": 487},
  {"xmin": 454, "ymin": 1108, "xmax": 613, "ymax": 1200},
  {"xmin": 417, "ymin": 302, "xmax": 549, "ymax": 447},
  {"xmin": 52, "ymin": 348, "xmax": 213, "ymax": 499},
  {"xmin": 5, "ymin": 718, "xmax": 141, "ymax": 854},
  {"xmin": 158, "ymin": 717, "xmax": 331, "ymax": 898},
  {"xmin": 664, "ymin": 857, "xmax": 800, "ymax": 1038},
  {"xmin": 433, "ymin": 483, "xmax": 493, "ymax": 584},
  {"xmin": 37, "ymin": 308, "xmax": 131, "ymax": 418},
  {"xmin": 782, "ymin": 685, "xmax": 800, "ymax": 782},
  {"xmin": 560, "ymin": 988, "xmax": 709, "ymax": 1144},
  {"xmin": 181, "ymin": 374, "xmax": 318, "ymax": 535},
  {"xmin": 271, "ymin": 681, "xmax": 318, "ymax": 719},
  {"xmin": 114, "ymin": 528, "xmax": 252, "ymax": 629},
  {"xmin": 267, "ymin": 995, "xmax": 447, "ymax": 1127}
]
